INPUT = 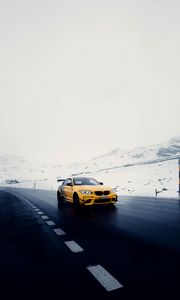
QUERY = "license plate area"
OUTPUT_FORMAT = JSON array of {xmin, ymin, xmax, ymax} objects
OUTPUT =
[{"xmin": 101, "ymin": 196, "xmax": 108, "ymax": 200}]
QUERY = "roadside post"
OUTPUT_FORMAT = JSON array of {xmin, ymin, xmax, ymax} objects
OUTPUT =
[
  {"xmin": 34, "ymin": 180, "xmax": 36, "ymax": 189},
  {"xmin": 155, "ymin": 189, "xmax": 158, "ymax": 197},
  {"xmin": 178, "ymin": 158, "xmax": 180, "ymax": 197},
  {"xmin": 155, "ymin": 189, "xmax": 162, "ymax": 197}
]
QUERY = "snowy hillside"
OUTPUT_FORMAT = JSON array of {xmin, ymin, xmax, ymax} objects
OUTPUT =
[
  {"xmin": 85, "ymin": 136, "xmax": 180, "ymax": 172},
  {"xmin": 0, "ymin": 137, "xmax": 180, "ymax": 198}
]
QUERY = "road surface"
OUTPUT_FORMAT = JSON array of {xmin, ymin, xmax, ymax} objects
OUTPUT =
[{"xmin": 0, "ymin": 187, "xmax": 180, "ymax": 299}]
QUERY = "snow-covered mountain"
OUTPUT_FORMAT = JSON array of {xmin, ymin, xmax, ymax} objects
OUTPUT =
[
  {"xmin": 85, "ymin": 136, "xmax": 180, "ymax": 172},
  {"xmin": 0, "ymin": 136, "xmax": 180, "ymax": 197}
]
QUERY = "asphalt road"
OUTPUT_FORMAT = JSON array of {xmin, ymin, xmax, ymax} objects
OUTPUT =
[{"xmin": 0, "ymin": 187, "xmax": 180, "ymax": 299}]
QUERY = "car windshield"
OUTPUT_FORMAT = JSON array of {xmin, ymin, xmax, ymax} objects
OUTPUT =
[{"xmin": 73, "ymin": 177, "xmax": 99, "ymax": 186}]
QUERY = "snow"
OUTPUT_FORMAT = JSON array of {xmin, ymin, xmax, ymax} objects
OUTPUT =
[
  {"xmin": 92, "ymin": 159, "xmax": 179, "ymax": 198},
  {"xmin": 0, "ymin": 137, "xmax": 180, "ymax": 198}
]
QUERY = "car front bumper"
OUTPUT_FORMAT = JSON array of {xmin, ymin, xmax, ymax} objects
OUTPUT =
[{"xmin": 79, "ymin": 194, "xmax": 118, "ymax": 206}]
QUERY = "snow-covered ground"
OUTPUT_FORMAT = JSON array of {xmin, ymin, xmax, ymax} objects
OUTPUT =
[
  {"xmin": 1, "ymin": 155, "xmax": 179, "ymax": 199},
  {"xmin": 0, "ymin": 137, "xmax": 180, "ymax": 198},
  {"xmin": 92, "ymin": 159, "xmax": 179, "ymax": 198}
]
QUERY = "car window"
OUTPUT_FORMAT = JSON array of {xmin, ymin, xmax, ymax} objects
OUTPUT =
[
  {"xmin": 74, "ymin": 180, "xmax": 82, "ymax": 185},
  {"xmin": 73, "ymin": 177, "xmax": 99, "ymax": 185},
  {"xmin": 89, "ymin": 178, "xmax": 99, "ymax": 185},
  {"xmin": 65, "ymin": 179, "xmax": 72, "ymax": 186}
]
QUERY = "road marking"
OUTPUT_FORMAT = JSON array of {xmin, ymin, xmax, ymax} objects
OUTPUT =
[
  {"xmin": 64, "ymin": 241, "xmax": 84, "ymax": 253},
  {"xmin": 87, "ymin": 265, "xmax": 123, "ymax": 291},
  {"xmin": 41, "ymin": 215, "xmax": 49, "ymax": 220},
  {"xmin": 34, "ymin": 208, "xmax": 40, "ymax": 211},
  {"xmin": 46, "ymin": 220, "xmax": 56, "ymax": 226},
  {"xmin": 53, "ymin": 228, "xmax": 66, "ymax": 236},
  {"xmin": 37, "ymin": 211, "xmax": 43, "ymax": 215}
]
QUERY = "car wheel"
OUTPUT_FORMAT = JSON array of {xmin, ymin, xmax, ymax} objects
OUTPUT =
[
  {"xmin": 73, "ymin": 193, "xmax": 80, "ymax": 208},
  {"xmin": 57, "ymin": 191, "xmax": 64, "ymax": 207}
]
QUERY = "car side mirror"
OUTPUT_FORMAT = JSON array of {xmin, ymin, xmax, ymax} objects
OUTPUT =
[{"xmin": 99, "ymin": 182, "xmax": 103, "ymax": 185}]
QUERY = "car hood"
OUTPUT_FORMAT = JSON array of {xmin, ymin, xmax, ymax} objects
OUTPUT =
[{"xmin": 74, "ymin": 185, "xmax": 113, "ymax": 191}]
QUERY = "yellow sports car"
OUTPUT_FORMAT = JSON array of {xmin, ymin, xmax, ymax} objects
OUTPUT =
[{"xmin": 57, "ymin": 176, "xmax": 118, "ymax": 207}]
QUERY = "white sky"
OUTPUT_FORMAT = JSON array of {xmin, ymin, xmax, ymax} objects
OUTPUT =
[{"xmin": 0, "ymin": 0, "xmax": 180, "ymax": 163}]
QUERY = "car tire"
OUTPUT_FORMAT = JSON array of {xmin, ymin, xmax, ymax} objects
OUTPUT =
[
  {"xmin": 73, "ymin": 193, "xmax": 80, "ymax": 208},
  {"xmin": 57, "ymin": 191, "xmax": 64, "ymax": 207}
]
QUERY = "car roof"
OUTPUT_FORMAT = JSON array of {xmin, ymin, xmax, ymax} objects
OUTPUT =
[
  {"xmin": 71, "ymin": 176, "xmax": 95, "ymax": 180},
  {"xmin": 57, "ymin": 176, "xmax": 96, "ymax": 183}
]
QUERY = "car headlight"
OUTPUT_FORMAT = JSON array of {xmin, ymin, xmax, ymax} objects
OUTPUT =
[
  {"xmin": 111, "ymin": 188, "xmax": 116, "ymax": 193},
  {"xmin": 79, "ymin": 190, "xmax": 92, "ymax": 195}
]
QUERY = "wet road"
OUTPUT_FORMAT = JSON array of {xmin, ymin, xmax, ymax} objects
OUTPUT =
[{"xmin": 0, "ymin": 187, "xmax": 180, "ymax": 299}]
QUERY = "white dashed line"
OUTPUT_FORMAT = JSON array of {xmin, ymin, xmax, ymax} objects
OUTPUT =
[
  {"xmin": 87, "ymin": 265, "xmax": 123, "ymax": 291},
  {"xmin": 37, "ymin": 211, "xmax": 43, "ymax": 215},
  {"xmin": 41, "ymin": 215, "xmax": 49, "ymax": 220},
  {"xmin": 46, "ymin": 220, "xmax": 56, "ymax": 226},
  {"xmin": 53, "ymin": 228, "xmax": 66, "ymax": 236},
  {"xmin": 34, "ymin": 208, "xmax": 40, "ymax": 211},
  {"xmin": 64, "ymin": 241, "xmax": 84, "ymax": 253}
]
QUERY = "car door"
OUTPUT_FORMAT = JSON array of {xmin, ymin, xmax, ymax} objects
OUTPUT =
[{"xmin": 63, "ymin": 178, "xmax": 73, "ymax": 202}]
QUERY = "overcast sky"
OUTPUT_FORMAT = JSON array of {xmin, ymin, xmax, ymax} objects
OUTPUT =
[{"xmin": 0, "ymin": 0, "xmax": 180, "ymax": 163}]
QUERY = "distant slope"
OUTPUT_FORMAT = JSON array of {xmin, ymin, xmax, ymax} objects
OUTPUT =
[
  {"xmin": 78, "ymin": 136, "xmax": 180, "ymax": 174},
  {"xmin": 0, "ymin": 136, "xmax": 180, "ymax": 184}
]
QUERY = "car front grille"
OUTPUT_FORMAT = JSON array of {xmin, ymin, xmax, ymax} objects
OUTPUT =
[
  {"xmin": 104, "ymin": 191, "xmax": 110, "ymax": 195},
  {"xmin": 94, "ymin": 198, "xmax": 111, "ymax": 204},
  {"xmin": 94, "ymin": 191, "xmax": 110, "ymax": 196}
]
